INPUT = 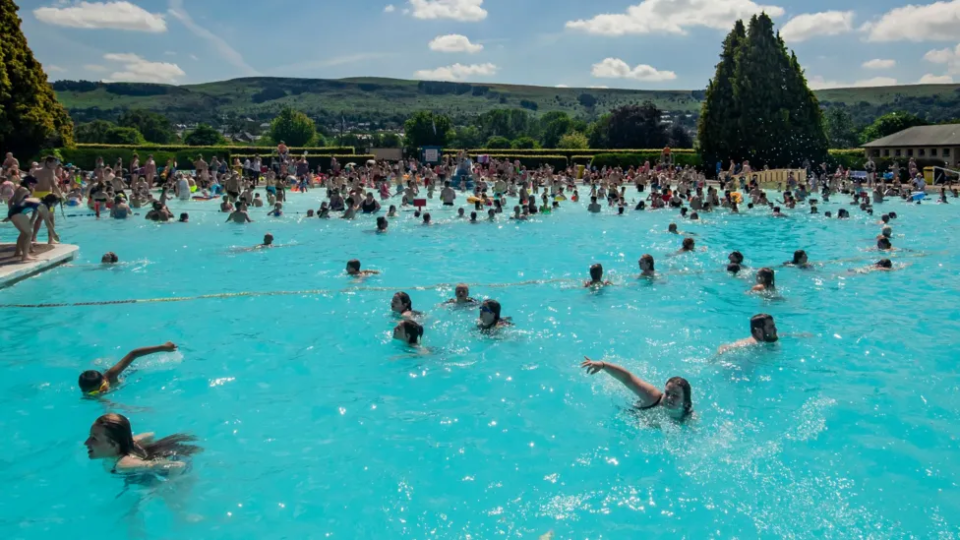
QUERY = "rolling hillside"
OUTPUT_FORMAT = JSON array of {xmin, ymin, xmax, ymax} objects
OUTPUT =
[{"xmin": 52, "ymin": 76, "xmax": 960, "ymax": 129}]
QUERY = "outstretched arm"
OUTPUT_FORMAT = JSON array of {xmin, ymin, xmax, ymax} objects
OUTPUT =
[
  {"xmin": 581, "ymin": 357, "xmax": 662, "ymax": 408},
  {"xmin": 105, "ymin": 342, "xmax": 177, "ymax": 382}
]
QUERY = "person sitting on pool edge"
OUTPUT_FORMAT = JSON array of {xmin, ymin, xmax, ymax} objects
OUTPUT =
[
  {"xmin": 783, "ymin": 250, "xmax": 812, "ymax": 269},
  {"xmin": 391, "ymin": 292, "xmax": 420, "ymax": 319},
  {"xmin": 478, "ymin": 299, "xmax": 511, "ymax": 331},
  {"xmin": 445, "ymin": 283, "xmax": 479, "ymax": 305},
  {"xmin": 638, "ymin": 254, "xmax": 656, "ymax": 278},
  {"xmin": 85, "ymin": 413, "xmax": 200, "ymax": 473},
  {"xmin": 580, "ymin": 356, "xmax": 693, "ymax": 420},
  {"xmin": 585, "ymin": 263, "xmax": 612, "ymax": 288},
  {"xmin": 78, "ymin": 342, "xmax": 178, "ymax": 396},
  {"xmin": 393, "ymin": 319, "xmax": 424, "ymax": 346},
  {"xmin": 346, "ymin": 259, "xmax": 379, "ymax": 277},
  {"xmin": 750, "ymin": 267, "xmax": 776, "ymax": 292},
  {"xmin": 718, "ymin": 314, "xmax": 779, "ymax": 354}
]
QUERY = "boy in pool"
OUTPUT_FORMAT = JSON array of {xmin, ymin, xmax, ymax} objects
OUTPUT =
[
  {"xmin": 445, "ymin": 283, "xmax": 479, "ymax": 305},
  {"xmin": 584, "ymin": 263, "xmax": 613, "ymax": 288},
  {"xmin": 718, "ymin": 314, "xmax": 778, "ymax": 354},
  {"xmin": 78, "ymin": 342, "xmax": 178, "ymax": 396},
  {"xmin": 346, "ymin": 259, "xmax": 379, "ymax": 277}
]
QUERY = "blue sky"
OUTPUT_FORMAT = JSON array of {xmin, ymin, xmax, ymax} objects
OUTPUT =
[{"xmin": 18, "ymin": 0, "xmax": 960, "ymax": 90}]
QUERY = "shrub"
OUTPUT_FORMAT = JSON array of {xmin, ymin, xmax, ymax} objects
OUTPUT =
[
  {"xmin": 444, "ymin": 153, "xmax": 568, "ymax": 170},
  {"xmin": 590, "ymin": 152, "xmax": 703, "ymax": 169},
  {"xmin": 59, "ymin": 144, "xmax": 355, "ymax": 169},
  {"xmin": 184, "ymin": 124, "xmax": 226, "ymax": 146},
  {"xmin": 103, "ymin": 126, "xmax": 146, "ymax": 145},
  {"xmin": 485, "ymin": 136, "xmax": 512, "ymax": 149},
  {"xmin": 233, "ymin": 154, "xmax": 374, "ymax": 172},
  {"xmin": 511, "ymin": 136, "xmax": 540, "ymax": 149},
  {"xmin": 557, "ymin": 132, "xmax": 589, "ymax": 150}
]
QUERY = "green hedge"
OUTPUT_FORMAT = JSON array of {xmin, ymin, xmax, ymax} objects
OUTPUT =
[
  {"xmin": 445, "ymin": 153, "xmax": 569, "ymax": 169},
  {"xmin": 232, "ymin": 154, "xmax": 375, "ymax": 172},
  {"xmin": 445, "ymin": 148, "xmax": 696, "ymax": 160},
  {"xmin": 73, "ymin": 143, "xmax": 356, "ymax": 154},
  {"xmin": 62, "ymin": 145, "xmax": 356, "ymax": 170},
  {"xmin": 590, "ymin": 152, "xmax": 702, "ymax": 169}
]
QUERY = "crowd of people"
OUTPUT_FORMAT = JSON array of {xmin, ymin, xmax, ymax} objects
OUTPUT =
[{"xmin": 0, "ymin": 144, "xmax": 945, "ymax": 476}]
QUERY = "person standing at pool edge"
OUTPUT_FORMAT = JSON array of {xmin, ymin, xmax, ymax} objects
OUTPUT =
[
  {"xmin": 581, "ymin": 357, "xmax": 693, "ymax": 420},
  {"xmin": 78, "ymin": 342, "xmax": 178, "ymax": 396}
]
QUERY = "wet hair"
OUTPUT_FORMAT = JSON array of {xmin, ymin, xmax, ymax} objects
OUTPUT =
[
  {"xmin": 773, "ymin": 206, "xmax": 781, "ymax": 213},
  {"xmin": 92, "ymin": 413, "xmax": 201, "ymax": 460},
  {"xmin": 810, "ymin": 206, "xmax": 818, "ymax": 214},
  {"xmin": 101, "ymin": 252, "xmax": 118, "ymax": 264},
  {"xmin": 878, "ymin": 237, "xmax": 892, "ymax": 249},
  {"xmin": 423, "ymin": 212, "xmax": 431, "ymax": 223},
  {"xmin": 79, "ymin": 370, "xmax": 105, "ymax": 393},
  {"xmin": 792, "ymin": 250, "xmax": 807, "ymax": 264},
  {"xmin": 481, "ymin": 299, "xmax": 502, "ymax": 325},
  {"xmin": 470, "ymin": 211, "xmax": 477, "ymax": 220},
  {"xmin": 881, "ymin": 226, "xmax": 892, "ymax": 238},
  {"xmin": 881, "ymin": 214, "xmax": 890, "ymax": 223},
  {"xmin": 346, "ymin": 259, "xmax": 361, "ymax": 272},
  {"xmin": 179, "ymin": 213, "xmax": 189, "ymax": 222},
  {"xmin": 376, "ymin": 216, "xmax": 388, "ymax": 229},
  {"xmin": 397, "ymin": 319, "xmax": 424, "ymax": 344},
  {"xmin": 690, "ymin": 212, "xmax": 699, "ymax": 220},
  {"xmin": 729, "ymin": 251, "xmax": 744, "ymax": 264},
  {"xmin": 682, "ymin": 237, "xmax": 695, "ymax": 250},
  {"xmin": 617, "ymin": 206, "xmax": 624, "ymax": 215},
  {"xmin": 727, "ymin": 263, "xmax": 741, "ymax": 274},
  {"xmin": 668, "ymin": 223, "xmax": 678, "ymax": 232},
  {"xmin": 589, "ymin": 263, "xmax": 603, "ymax": 281},
  {"xmin": 824, "ymin": 211, "xmax": 832, "ymax": 218},
  {"xmin": 639, "ymin": 254, "xmax": 655, "ymax": 271},
  {"xmin": 750, "ymin": 313, "xmax": 776, "ymax": 341},
  {"xmin": 263, "ymin": 234, "xmax": 274, "ymax": 245},
  {"xmin": 889, "ymin": 212, "xmax": 897, "ymax": 219},
  {"xmin": 877, "ymin": 258, "xmax": 893, "ymax": 268},
  {"xmin": 665, "ymin": 376, "xmax": 693, "ymax": 416},
  {"xmin": 756, "ymin": 267, "xmax": 775, "ymax": 286},
  {"xmin": 393, "ymin": 291, "xmax": 412, "ymax": 312}
]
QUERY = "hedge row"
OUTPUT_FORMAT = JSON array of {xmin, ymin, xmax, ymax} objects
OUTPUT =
[
  {"xmin": 590, "ymin": 152, "xmax": 703, "ymax": 169},
  {"xmin": 73, "ymin": 143, "xmax": 356, "ymax": 155},
  {"xmin": 61, "ymin": 147, "xmax": 356, "ymax": 170},
  {"xmin": 445, "ymin": 148, "xmax": 697, "ymax": 159},
  {"xmin": 231, "ymin": 154, "xmax": 376, "ymax": 172},
  {"xmin": 445, "ymin": 153, "xmax": 570, "ymax": 170}
]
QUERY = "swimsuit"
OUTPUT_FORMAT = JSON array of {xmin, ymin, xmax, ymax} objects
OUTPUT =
[{"xmin": 7, "ymin": 200, "xmax": 39, "ymax": 219}]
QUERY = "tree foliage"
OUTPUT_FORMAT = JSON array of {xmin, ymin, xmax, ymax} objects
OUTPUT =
[
  {"xmin": 476, "ymin": 109, "xmax": 533, "ymax": 141},
  {"xmin": 485, "ymin": 136, "xmax": 512, "ymax": 149},
  {"xmin": 449, "ymin": 125, "xmax": 483, "ymax": 149},
  {"xmin": 103, "ymin": 126, "xmax": 145, "ymax": 145},
  {"xmin": 117, "ymin": 109, "xmax": 174, "ymax": 144},
  {"xmin": 403, "ymin": 111, "xmax": 451, "ymax": 150},
  {"xmin": 557, "ymin": 131, "xmax": 589, "ymax": 149},
  {"xmin": 699, "ymin": 14, "xmax": 828, "ymax": 168},
  {"xmin": 268, "ymin": 107, "xmax": 317, "ymax": 147},
  {"xmin": 75, "ymin": 119, "xmax": 116, "ymax": 143},
  {"xmin": 860, "ymin": 111, "xmax": 929, "ymax": 143},
  {"xmin": 668, "ymin": 124, "xmax": 694, "ymax": 149},
  {"xmin": 511, "ymin": 136, "xmax": 539, "ymax": 149},
  {"xmin": 824, "ymin": 107, "xmax": 858, "ymax": 148},
  {"xmin": 184, "ymin": 123, "xmax": 225, "ymax": 146},
  {"xmin": 0, "ymin": 0, "xmax": 74, "ymax": 157},
  {"xmin": 602, "ymin": 102, "xmax": 668, "ymax": 149}
]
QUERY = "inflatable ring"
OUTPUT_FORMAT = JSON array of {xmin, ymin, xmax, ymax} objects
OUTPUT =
[{"xmin": 731, "ymin": 192, "xmax": 743, "ymax": 204}]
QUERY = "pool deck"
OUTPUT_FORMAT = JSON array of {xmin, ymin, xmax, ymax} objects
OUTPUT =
[{"xmin": 0, "ymin": 243, "xmax": 78, "ymax": 289}]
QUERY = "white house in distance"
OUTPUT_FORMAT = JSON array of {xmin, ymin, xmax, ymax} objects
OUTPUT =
[{"xmin": 862, "ymin": 124, "xmax": 960, "ymax": 168}]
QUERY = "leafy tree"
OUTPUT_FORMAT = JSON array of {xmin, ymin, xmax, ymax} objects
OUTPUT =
[
  {"xmin": 511, "ymin": 136, "xmax": 539, "ymax": 149},
  {"xmin": 449, "ymin": 125, "xmax": 483, "ymax": 149},
  {"xmin": 603, "ymin": 102, "xmax": 668, "ymax": 149},
  {"xmin": 184, "ymin": 124, "xmax": 226, "ymax": 146},
  {"xmin": 824, "ymin": 107, "xmax": 858, "ymax": 148},
  {"xmin": 519, "ymin": 99, "xmax": 538, "ymax": 111},
  {"xmin": 557, "ymin": 131, "xmax": 589, "ymax": 149},
  {"xmin": 578, "ymin": 93, "xmax": 598, "ymax": 108},
  {"xmin": 476, "ymin": 109, "xmax": 532, "ymax": 141},
  {"xmin": 860, "ymin": 111, "xmax": 928, "ymax": 143},
  {"xmin": 117, "ymin": 109, "xmax": 174, "ymax": 144},
  {"xmin": 75, "ymin": 119, "xmax": 116, "ymax": 143},
  {"xmin": 0, "ymin": 0, "xmax": 74, "ymax": 158},
  {"xmin": 587, "ymin": 115, "xmax": 611, "ymax": 148},
  {"xmin": 540, "ymin": 111, "xmax": 575, "ymax": 148},
  {"xmin": 268, "ymin": 107, "xmax": 316, "ymax": 147},
  {"xmin": 668, "ymin": 124, "xmax": 694, "ymax": 149},
  {"xmin": 103, "ymin": 126, "xmax": 145, "ymax": 145},
  {"xmin": 403, "ymin": 110, "xmax": 451, "ymax": 151},
  {"xmin": 698, "ymin": 20, "xmax": 745, "ymax": 169},
  {"xmin": 485, "ymin": 136, "xmax": 512, "ymax": 149}
]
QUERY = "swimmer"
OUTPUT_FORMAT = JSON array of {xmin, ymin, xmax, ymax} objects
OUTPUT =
[
  {"xmin": 391, "ymin": 292, "xmax": 421, "ymax": 319},
  {"xmin": 318, "ymin": 202, "xmax": 331, "ymax": 219},
  {"xmin": 675, "ymin": 237, "xmax": 697, "ymax": 254},
  {"xmin": 393, "ymin": 319, "xmax": 424, "ymax": 345},
  {"xmin": 254, "ymin": 233, "xmax": 274, "ymax": 248},
  {"xmin": 851, "ymin": 258, "xmax": 896, "ymax": 274},
  {"xmin": 445, "ymin": 283, "xmax": 479, "ymax": 305},
  {"xmin": 878, "ymin": 226, "xmax": 892, "ymax": 240},
  {"xmin": 85, "ymin": 413, "xmax": 200, "ymax": 473},
  {"xmin": 346, "ymin": 259, "xmax": 379, "ymax": 277},
  {"xmin": 727, "ymin": 263, "xmax": 741, "ymax": 274},
  {"xmin": 478, "ymin": 299, "xmax": 512, "ymax": 331},
  {"xmin": 668, "ymin": 223, "xmax": 679, "ymax": 234},
  {"xmin": 376, "ymin": 216, "xmax": 389, "ymax": 232},
  {"xmin": 226, "ymin": 204, "xmax": 253, "ymax": 223},
  {"xmin": 78, "ymin": 342, "xmax": 177, "ymax": 396},
  {"xmin": 580, "ymin": 357, "xmax": 693, "ymax": 420},
  {"xmin": 423, "ymin": 212, "xmax": 432, "ymax": 225},
  {"xmin": 457, "ymin": 208, "xmax": 465, "ymax": 219},
  {"xmin": 268, "ymin": 202, "xmax": 283, "ymax": 217},
  {"xmin": 638, "ymin": 254, "xmax": 656, "ymax": 278},
  {"xmin": 587, "ymin": 196, "xmax": 601, "ymax": 213},
  {"xmin": 717, "ymin": 314, "xmax": 778, "ymax": 354},
  {"xmin": 487, "ymin": 209, "xmax": 496, "ymax": 221},
  {"xmin": 179, "ymin": 213, "xmax": 189, "ymax": 223},
  {"xmin": 729, "ymin": 251, "xmax": 744, "ymax": 265},
  {"xmin": 220, "ymin": 195, "xmax": 233, "ymax": 213},
  {"xmin": 306, "ymin": 210, "xmax": 315, "ymax": 218},
  {"xmin": 783, "ymin": 250, "xmax": 812, "ymax": 269},
  {"xmin": 253, "ymin": 193, "xmax": 263, "ymax": 208},
  {"xmin": 387, "ymin": 205, "xmax": 397, "ymax": 217},
  {"xmin": 470, "ymin": 211, "xmax": 478, "ymax": 222},
  {"xmin": 877, "ymin": 237, "xmax": 893, "ymax": 251},
  {"xmin": 750, "ymin": 267, "xmax": 776, "ymax": 292},
  {"xmin": 585, "ymin": 263, "xmax": 612, "ymax": 288},
  {"xmin": 772, "ymin": 206, "xmax": 786, "ymax": 217},
  {"xmin": 101, "ymin": 252, "xmax": 119, "ymax": 264}
]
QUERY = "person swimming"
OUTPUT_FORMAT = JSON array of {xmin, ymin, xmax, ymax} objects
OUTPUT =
[
  {"xmin": 101, "ymin": 252, "xmax": 119, "ymax": 264},
  {"xmin": 580, "ymin": 357, "xmax": 693, "ymax": 420},
  {"xmin": 750, "ymin": 267, "xmax": 776, "ymax": 292},
  {"xmin": 78, "ymin": 342, "xmax": 177, "ymax": 396},
  {"xmin": 85, "ymin": 413, "xmax": 201, "ymax": 473},
  {"xmin": 392, "ymin": 319, "xmax": 424, "ymax": 345},
  {"xmin": 346, "ymin": 259, "xmax": 379, "ymax": 277},
  {"xmin": 638, "ymin": 254, "xmax": 656, "ymax": 278},
  {"xmin": 585, "ymin": 263, "xmax": 612, "ymax": 288},
  {"xmin": 784, "ymin": 249, "xmax": 812, "ymax": 268},
  {"xmin": 445, "ymin": 283, "xmax": 479, "ymax": 305},
  {"xmin": 391, "ymin": 291, "xmax": 420, "ymax": 319},
  {"xmin": 718, "ymin": 314, "xmax": 779, "ymax": 354},
  {"xmin": 478, "ymin": 299, "xmax": 511, "ymax": 331}
]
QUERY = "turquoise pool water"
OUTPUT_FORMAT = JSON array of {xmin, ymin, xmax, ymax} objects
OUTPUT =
[{"xmin": 2, "ymin": 189, "xmax": 959, "ymax": 539}]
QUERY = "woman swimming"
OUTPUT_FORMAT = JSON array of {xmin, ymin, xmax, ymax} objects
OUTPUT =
[
  {"xmin": 581, "ymin": 357, "xmax": 693, "ymax": 420},
  {"xmin": 85, "ymin": 413, "xmax": 201, "ymax": 473}
]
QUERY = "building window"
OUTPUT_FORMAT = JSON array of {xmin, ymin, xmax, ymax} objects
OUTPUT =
[
  {"xmin": 884, "ymin": 149, "xmax": 890, "ymax": 157},
  {"xmin": 907, "ymin": 149, "xmax": 914, "ymax": 157},
  {"xmin": 945, "ymin": 149, "xmax": 951, "ymax": 157},
  {"xmin": 931, "ymin": 148, "xmax": 938, "ymax": 157},
  {"xmin": 895, "ymin": 149, "xmax": 901, "ymax": 157},
  {"xmin": 919, "ymin": 148, "xmax": 926, "ymax": 156}
]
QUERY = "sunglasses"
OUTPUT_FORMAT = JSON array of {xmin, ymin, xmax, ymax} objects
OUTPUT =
[{"xmin": 480, "ymin": 306, "xmax": 493, "ymax": 314}]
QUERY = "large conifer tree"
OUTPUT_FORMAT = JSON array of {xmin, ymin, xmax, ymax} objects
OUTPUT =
[
  {"xmin": 698, "ymin": 13, "xmax": 827, "ymax": 170},
  {"xmin": 0, "ymin": 0, "xmax": 74, "ymax": 158}
]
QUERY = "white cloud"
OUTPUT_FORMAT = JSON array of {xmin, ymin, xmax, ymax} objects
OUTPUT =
[
  {"xmin": 808, "ymin": 75, "xmax": 898, "ymax": 89},
  {"xmin": 591, "ymin": 58, "xmax": 676, "ymax": 82},
  {"xmin": 428, "ymin": 34, "xmax": 483, "ymax": 53},
  {"xmin": 862, "ymin": 58, "xmax": 895, "ymax": 70},
  {"xmin": 384, "ymin": 4, "xmax": 396, "ymax": 13},
  {"xmin": 409, "ymin": 0, "xmax": 486, "ymax": 21},
  {"xmin": 555, "ymin": 84, "xmax": 569, "ymax": 87},
  {"xmin": 46, "ymin": 65, "xmax": 67, "ymax": 73},
  {"xmin": 34, "ymin": 1, "xmax": 166, "ymax": 32},
  {"xmin": 566, "ymin": 0, "xmax": 784, "ymax": 36},
  {"xmin": 168, "ymin": 0, "xmax": 258, "ymax": 76},
  {"xmin": 589, "ymin": 85, "xmax": 610, "ymax": 89},
  {"xmin": 84, "ymin": 64, "xmax": 109, "ymax": 72},
  {"xmin": 780, "ymin": 11, "xmax": 853, "ymax": 42},
  {"xmin": 919, "ymin": 73, "xmax": 954, "ymax": 83},
  {"xmin": 103, "ymin": 52, "xmax": 185, "ymax": 83},
  {"xmin": 190, "ymin": 54, "xmax": 199, "ymax": 61},
  {"xmin": 924, "ymin": 44, "xmax": 960, "ymax": 76},
  {"xmin": 863, "ymin": 1, "xmax": 960, "ymax": 42},
  {"xmin": 414, "ymin": 62, "xmax": 497, "ymax": 81}
]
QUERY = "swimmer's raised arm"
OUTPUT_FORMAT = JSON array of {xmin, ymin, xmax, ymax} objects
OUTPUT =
[
  {"xmin": 104, "ymin": 342, "xmax": 177, "ymax": 382},
  {"xmin": 581, "ymin": 356, "xmax": 662, "ymax": 408}
]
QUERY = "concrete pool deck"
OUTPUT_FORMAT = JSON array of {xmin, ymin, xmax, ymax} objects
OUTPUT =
[{"xmin": 0, "ymin": 243, "xmax": 78, "ymax": 289}]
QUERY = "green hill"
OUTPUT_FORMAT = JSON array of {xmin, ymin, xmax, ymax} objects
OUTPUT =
[{"xmin": 52, "ymin": 77, "xmax": 960, "ymax": 129}]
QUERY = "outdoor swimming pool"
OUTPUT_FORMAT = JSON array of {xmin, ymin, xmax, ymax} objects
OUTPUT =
[{"xmin": 2, "ymin": 189, "xmax": 959, "ymax": 539}]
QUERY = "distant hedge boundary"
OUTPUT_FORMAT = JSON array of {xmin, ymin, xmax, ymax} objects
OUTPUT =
[{"xmin": 60, "ymin": 144, "xmax": 356, "ymax": 170}]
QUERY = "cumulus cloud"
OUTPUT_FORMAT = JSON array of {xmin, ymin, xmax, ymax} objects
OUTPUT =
[
  {"xmin": 566, "ymin": 0, "xmax": 784, "ymax": 36},
  {"xmin": 589, "ymin": 85, "xmax": 610, "ymax": 89},
  {"xmin": 919, "ymin": 73, "xmax": 953, "ymax": 83},
  {"xmin": 862, "ymin": 1, "xmax": 960, "ymax": 42},
  {"xmin": 34, "ymin": 1, "xmax": 166, "ymax": 32},
  {"xmin": 428, "ymin": 34, "xmax": 483, "ymax": 53},
  {"xmin": 103, "ymin": 52, "xmax": 185, "ymax": 83},
  {"xmin": 591, "ymin": 58, "xmax": 676, "ymax": 82},
  {"xmin": 555, "ymin": 84, "xmax": 569, "ymax": 87},
  {"xmin": 779, "ymin": 11, "xmax": 853, "ymax": 42},
  {"xmin": 862, "ymin": 58, "xmax": 896, "ymax": 70},
  {"xmin": 409, "ymin": 0, "xmax": 486, "ymax": 21},
  {"xmin": 924, "ymin": 44, "xmax": 960, "ymax": 77},
  {"xmin": 414, "ymin": 62, "xmax": 497, "ymax": 81},
  {"xmin": 384, "ymin": 4, "xmax": 396, "ymax": 12},
  {"xmin": 808, "ymin": 75, "xmax": 897, "ymax": 89}
]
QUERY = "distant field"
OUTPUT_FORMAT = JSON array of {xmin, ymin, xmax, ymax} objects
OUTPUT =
[{"xmin": 52, "ymin": 76, "xmax": 960, "ymax": 126}]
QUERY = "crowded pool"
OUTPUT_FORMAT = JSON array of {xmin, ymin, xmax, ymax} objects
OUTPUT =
[{"xmin": 2, "ymin": 190, "xmax": 959, "ymax": 538}]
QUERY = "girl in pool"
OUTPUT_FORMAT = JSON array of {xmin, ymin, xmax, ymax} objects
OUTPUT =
[
  {"xmin": 478, "ymin": 299, "xmax": 512, "ymax": 331},
  {"xmin": 85, "ymin": 414, "xmax": 201, "ymax": 473},
  {"xmin": 580, "ymin": 357, "xmax": 693, "ymax": 420},
  {"xmin": 393, "ymin": 319, "xmax": 424, "ymax": 346},
  {"xmin": 391, "ymin": 292, "xmax": 421, "ymax": 319},
  {"xmin": 750, "ymin": 267, "xmax": 776, "ymax": 292}
]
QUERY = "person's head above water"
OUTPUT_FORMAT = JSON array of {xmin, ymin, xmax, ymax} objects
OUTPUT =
[
  {"xmin": 391, "ymin": 291, "xmax": 413, "ymax": 313},
  {"xmin": 792, "ymin": 250, "xmax": 807, "ymax": 265},
  {"xmin": 376, "ymin": 216, "xmax": 388, "ymax": 230},
  {"xmin": 79, "ymin": 370, "xmax": 107, "ymax": 395},
  {"xmin": 346, "ymin": 259, "xmax": 362, "ymax": 275},
  {"xmin": 877, "ymin": 258, "xmax": 893, "ymax": 269},
  {"xmin": 589, "ymin": 263, "xmax": 604, "ymax": 282},
  {"xmin": 756, "ymin": 267, "xmax": 775, "ymax": 288},
  {"xmin": 101, "ymin": 252, "xmax": 119, "ymax": 264},
  {"xmin": 881, "ymin": 226, "xmax": 892, "ymax": 238},
  {"xmin": 877, "ymin": 237, "xmax": 892, "ymax": 250},
  {"xmin": 179, "ymin": 213, "xmax": 189, "ymax": 222},
  {"xmin": 727, "ymin": 263, "xmax": 741, "ymax": 274},
  {"xmin": 668, "ymin": 223, "xmax": 678, "ymax": 233},
  {"xmin": 263, "ymin": 233, "xmax": 274, "ymax": 246},
  {"xmin": 682, "ymin": 237, "xmax": 695, "ymax": 251},
  {"xmin": 423, "ymin": 212, "xmax": 431, "ymax": 224},
  {"xmin": 750, "ymin": 313, "xmax": 779, "ymax": 343},
  {"xmin": 393, "ymin": 319, "xmax": 424, "ymax": 345},
  {"xmin": 84, "ymin": 413, "xmax": 200, "ymax": 461},
  {"xmin": 639, "ymin": 254, "xmax": 655, "ymax": 274},
  {"xmin": 728, "ymin": 251, "xmax": 744, "ymax": 264},
  {"xmin": 662, "ymin": 376, "xmax": 694, "ymax": 418},
  {"xmin": 479, "ymin": 299, "xmax": 503, "ymax": 329}
]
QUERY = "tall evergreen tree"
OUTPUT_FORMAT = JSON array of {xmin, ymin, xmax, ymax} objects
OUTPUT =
[
  {"xmin": 698, "ymin": 20, "xmax": 745, "ymax": 169},
  {"xmin": 0, "ymin": 0, "xmax": 74, "ymax": 157}
]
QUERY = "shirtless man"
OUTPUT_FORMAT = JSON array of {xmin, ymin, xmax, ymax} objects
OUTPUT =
[
  {"xmin": 718, "ymin": 314, "xmax": 779, "ymax": 354},
  {"xmin": 2, "ymin": 152, "xmax": 18, "ymax": 174},
  {"xmin": 143, "ymin": 154, "xmax": 157, "ymax": 187},
  {"xmin": 226, "ymin": 203, "xmax": 253, "ymax": 223},
  {"xmin": 346, "ymin": 259, "xmax": 380, "ymax": 277},
  {"xmin": 194, "ymin": 154, "xmax": 209, "ymax": 186},
  {"xmin": 584, "ymin": 263, "xmax": 613, "ymax": 288},
  {"xmin": 440, "ymin": 181, "xmax": 456, "ymax": 206}
]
